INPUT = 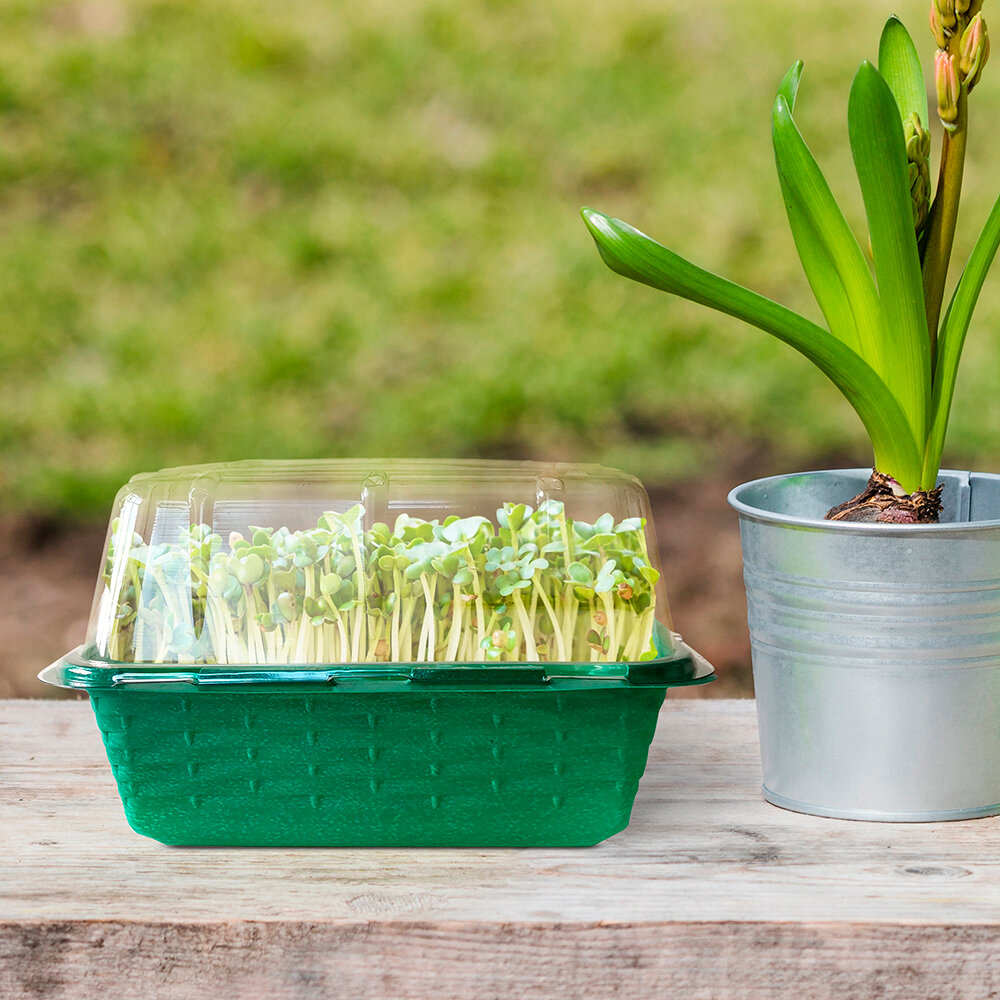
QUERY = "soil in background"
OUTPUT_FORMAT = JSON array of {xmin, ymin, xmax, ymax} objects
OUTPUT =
[{"xmin": 0, "ymin": 475, "xmax": 753, "ymax": 698}]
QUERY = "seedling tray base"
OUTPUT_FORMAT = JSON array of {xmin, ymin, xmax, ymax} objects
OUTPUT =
[{"xmin": 92, "ymin": 683, "xmax": 668, "ymax": 847}]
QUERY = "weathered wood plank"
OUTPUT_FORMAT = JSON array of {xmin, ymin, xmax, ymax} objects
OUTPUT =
[
  {"xmin": 4, "ymin": 920, "xmax": 1000, "ymax": 1000},
  {"xmin": 4, "ymin": 699, "xmax": 1000, "ymax": 998}
]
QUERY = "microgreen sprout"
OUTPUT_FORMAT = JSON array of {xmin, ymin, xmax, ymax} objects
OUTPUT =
[{"xmin": 99, "ymin": 503, "xmax": 661, "ymax": 666}]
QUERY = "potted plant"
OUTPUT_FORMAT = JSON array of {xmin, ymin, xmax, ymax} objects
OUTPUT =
[{"xmin": 582, "ymin": 3, "xmax": 1000, "ymax": 820}]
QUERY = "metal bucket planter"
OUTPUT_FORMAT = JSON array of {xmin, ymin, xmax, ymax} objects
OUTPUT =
[{"xmin": 728, "ymin": 469, "xmax": 1000, "ymax": 822}]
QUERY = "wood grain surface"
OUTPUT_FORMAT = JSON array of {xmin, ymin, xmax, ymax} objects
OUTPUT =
[{"xmin": 4, "ymin": 698, "xmax": 1000, "ymax": 999}]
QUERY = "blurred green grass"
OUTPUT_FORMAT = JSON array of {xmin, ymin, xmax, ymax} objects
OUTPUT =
[{"xmin": 2, "ymin": 0, "xmax": 1000, "ymax": 514}]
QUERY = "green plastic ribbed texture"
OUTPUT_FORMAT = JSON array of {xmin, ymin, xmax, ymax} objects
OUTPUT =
[{"xmin": 90, "ymin": 684, "xmax": 666, "ymax": 847}]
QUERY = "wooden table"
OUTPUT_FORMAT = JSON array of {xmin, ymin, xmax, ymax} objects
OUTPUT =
[{"xmin": 3, "ymin": 698, "xmax": 1000, "ymax": 999}]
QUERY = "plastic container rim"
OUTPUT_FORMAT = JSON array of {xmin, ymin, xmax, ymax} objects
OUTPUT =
[{"xmin": 39, "ymin": 631, "xmax": 715, "ymax": 692}]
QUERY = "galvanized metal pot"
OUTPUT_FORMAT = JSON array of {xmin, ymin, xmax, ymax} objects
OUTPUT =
[{"xmin": 728, "ymin": 469, "xmax": 1000, "ymax": 822}]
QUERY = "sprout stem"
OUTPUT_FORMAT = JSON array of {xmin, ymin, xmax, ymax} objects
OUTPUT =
[
  {"xmin": 512, "ymin": 590, "xmax": 539, "ymax": 661},
  {"xmin": 536, "ymin": 578, "xmax": 567, "ymax": 660},
  {"xmin": 600, "ymin": 592, "xmax": 617, "ymax": 660},
  {"xmin": 445, "ymin": 585, "xmax": 464, "ymax": 661}
]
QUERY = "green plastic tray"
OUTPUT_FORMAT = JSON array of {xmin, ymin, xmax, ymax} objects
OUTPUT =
[{"xmin": 42, "ymin": 636, "xmax": 713, "ymax": 847}]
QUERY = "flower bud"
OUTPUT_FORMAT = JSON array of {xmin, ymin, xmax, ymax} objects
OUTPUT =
[
  {"xmin": 930, "ymin": 2, "xmax": 949, "ymax": 47},
  {"xmin": 955, "ymin": 0, "xmax": 972, "ymax": 14},
  {"xmin": 934, "ymin": 0, "xmax": 959, "ymax": 31},
  {"xmin": 960, "ymin": 13, "xmax": 990, "ymax": 91},
  {"xmin": 903, "ymin": 112, "xmax": 932, "ymax": 235},
  {"xmin": 903, "ymin": 113, "xmax": 931, "ymax": 160},
  {"xmin": 936, "ymin": 50, "xmax": 961, "ymax": 129}
]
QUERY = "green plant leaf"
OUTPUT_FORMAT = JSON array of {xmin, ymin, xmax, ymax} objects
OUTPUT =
[
  {"xmin": 581, "ymin": 208, "xmax": 924, "ymax": 489},
  {"xmin": 772, "ymin": 90, "xmax": 884, "ymax": 368},
  {"xmin": 922, "ymin": 191, "xmax": 1000, "ymax": 484},
  {"xmin": 776, "ymin": 60, "xmax": 803, "ymax": 111},
  {"xmin": 877, "ymin": 16, "xmax": 928, "ymax": 126},
  {"xmin": 847, "ymin": 61, "xmax": 930, "ymax": 447}
]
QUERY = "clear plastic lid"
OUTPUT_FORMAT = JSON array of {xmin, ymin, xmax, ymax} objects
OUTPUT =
[{"xmin": 85, "ymin": 459, "xmax": 675, "ymax": 670}]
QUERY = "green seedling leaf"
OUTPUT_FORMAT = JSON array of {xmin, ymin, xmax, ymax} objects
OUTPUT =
[
  {"xmin": 334, "ymin": 580, "xmax": 356, "ymax": 609},
  {"xmin": 207, "ymin": 566, "xmax": 233, "ymax": 595},
  {"xmin": 566, "ymin": 561, "xmax": 594, "ymax": 585},
  {"xmin": 848, "ymin": 61, "xmax": 930, "ymax": 450},
  {"xmin": 581, "ymin": 207, "xmax": 924, "ymax": 490},
  {"xmin": 369, "ymin": 522, "xmax": 391, "ymax": 545},
  {"xmin": 498, "ymin": 575, "xmax": 532, "ymax": 596},
  {"xmin": 594, "ymin": 513, "xmax": 614, "ymax": 534},
  {"xmin": 341, "ymin": 504, "xmax": 364, "ymax": 527},
  {"xmin": 594, "ymin": 560, "xmax": 617, "ymax": 593},
  {"xmin": 167, "ymin": 624, "xmax": 197, "ymax": 654},
  {"xmin": 500, "ymin": 503, "xmax": 529, "ymax": 531},
  {"xmin": 878, "ymin": 16, "xmax": 928, "ymax": 126},
  {"xmin": 616, "ymin": 517, "xmax": 644, "ymax": 533},
  {"xmin": 431, "ymin": 553, "xmax": 460, "ymax": 577},
  {"xmin": 273, "ymin": 592, "xmax": 297, "ymax": 621},
  {"xmin": 441, "ymin": 515, "xmax": 491, "ymax": 544},
  {"xmin": 303, "ymin": 596, "xmax": 326, "ymax": 618},
  {"xmin": 230, "ymin": 553, "xmax": 265, "ymax": 586},
  {"xmin": 404, "ymin": 561, "xmax": 428, "ymax": 580}
]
